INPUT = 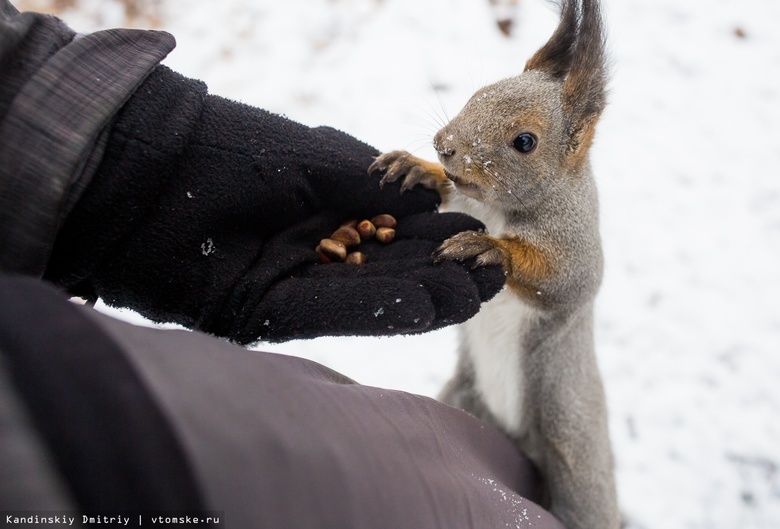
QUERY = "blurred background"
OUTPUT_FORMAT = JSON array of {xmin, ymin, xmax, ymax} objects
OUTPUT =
[{"xmin": 15, "ymin": 0, "xmax": 780, "ymax": 527}]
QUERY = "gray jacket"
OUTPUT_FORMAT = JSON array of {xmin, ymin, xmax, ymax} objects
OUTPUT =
[{"xmin": 0, "ymin": 0, "xmax": 173, "ymax": 275}]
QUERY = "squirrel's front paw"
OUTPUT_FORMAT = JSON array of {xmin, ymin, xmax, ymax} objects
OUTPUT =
[
  {"xmin": 434, "ymin": 231, "xmax": 505, "ymax": 269},
  {"xmin": 368, "ymin": 150, "xmax": 447, "ymax": 193}
]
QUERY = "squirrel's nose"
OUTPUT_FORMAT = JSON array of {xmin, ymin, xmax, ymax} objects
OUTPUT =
[{"xmin": 434, "ymin": 130, "xmax": 456, "ymax": 158}]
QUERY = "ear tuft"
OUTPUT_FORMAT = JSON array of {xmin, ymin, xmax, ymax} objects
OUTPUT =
[
  {"xmin": 526, "ymin": 0, "xmax": 609, "ymax": 158},
  {"xmin": 524, "ymin": 0, "xmax": 578, "ymax": 78},
  {"xmin": 561, "ymin": 0, "xmax": 609, "ymax": 154},
  {"xmin": 562, "ymin": 0, "xmax": 607, "ymax": 109}
]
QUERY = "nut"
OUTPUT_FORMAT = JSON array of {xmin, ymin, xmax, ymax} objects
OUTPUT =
[
  {"xmin": 356, "ymin": 219, "xmax": 376, "ymax": 240},
  {"xmin": 371, "ymin": 214, "xmax": 397, "ymax": 229},
  {"xmin": 344, "ymin": 251, "xmax": 368, "ymax": 265},
  {"xmin": 315, "ymin": 215, "xmax": 397, "ymax": 263},
  {"xmin": 315, "ymin": 246, "xmax": 332, "ymax": 263},
  {"xmin": 317, "ymin": 238, "xmax": 347, "ymax": 262},
  {"xmin": 330, "ymin": 226, "xmax": 361, "ymax": 249},
  {"xmin": 375, "ymin": 227, "xmax": 396, "ymax": 244}
]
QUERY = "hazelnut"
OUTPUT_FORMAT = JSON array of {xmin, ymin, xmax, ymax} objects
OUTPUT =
[
  {"xmin": 345, "ymin": 251, "xmax": 368, "ymax": 265},
  {"xmin": 330, "ymin": 226, "xmax": 361, "ymax": 249},
  {"xmin": 375, "ymin": 227, "xmax": 396, "ymax": 244},
  {"xmin": 371, "ymin": 214, "xmax": 397, "ymax": 229},
  {"xmin": 315, "ymin": 214, "xmax": 398, "ymax": 263},
  {"xmin": 356, "ymin": 219, "xmax": 376, "ymax": 240},
  {"xmin": 317, "ymin": 238, "xmax": 347, "ymax": 262},
  {"xmin": 315, "ymin": 246, "xmax": 332, "ymax": 263}
]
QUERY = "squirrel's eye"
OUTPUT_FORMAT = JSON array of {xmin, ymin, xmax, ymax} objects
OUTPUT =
[{"xmin": 512, "ymin": 133, "xmax": 537, "ymax": 154}]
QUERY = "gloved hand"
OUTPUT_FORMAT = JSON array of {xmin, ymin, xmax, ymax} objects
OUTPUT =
[{"xmin": 45, "ymin": 66, "xmax": 504, "ymax": 344}]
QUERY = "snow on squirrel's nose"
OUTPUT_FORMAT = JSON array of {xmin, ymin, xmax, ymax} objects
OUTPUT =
[{"xmin": 433, "ymin": 129, "xmax": 456, "ymax": 158}]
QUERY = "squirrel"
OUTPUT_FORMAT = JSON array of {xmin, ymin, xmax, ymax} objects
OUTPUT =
[{"xmin": 368, "ymin": 0, "xmax": 619, "ymax": 528}]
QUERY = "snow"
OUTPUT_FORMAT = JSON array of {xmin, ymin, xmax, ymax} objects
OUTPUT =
[{"xmin": 20, "ymin": 0, "xmax": 780, "ymax": 527}]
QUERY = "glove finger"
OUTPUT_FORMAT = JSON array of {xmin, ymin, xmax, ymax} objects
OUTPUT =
[
  {"xmin": 467, "ymin": 261, "xmax": 505, "ymax": 302},
  {"xmin": 304, "ymin": 232, "xmax": 506, "ymax": 312},
  {"xmin": 394, "ymin": 211, "xmax": 487, "ymax": 243},
  {"xmin": 303, "ymin": 240, "xmax": 505, "ymax": 306},
  {"xmin": 241, "ymin": 276, "xmax": 437, "ymax": 343},
  {"xmin": 245, "ymin": 258, "xmax": 491, "ymax": 343},
  {"xmin": 307, "ymin": 126, "xmax": 442, "ymax": 219},
  {"xmin": 405, "ymin": 260, "xmax": 484, "ymax": 331},
  {"xmin": 360, "ymin": 177, "xmax": 443, "ymax": 220},
  {"xmin": 391, "ymin": 211, "xmax": 505, "ymax": 304}
]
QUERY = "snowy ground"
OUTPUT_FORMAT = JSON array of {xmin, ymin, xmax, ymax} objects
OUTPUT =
[{"xmin": 18, "ymin": 0, "xmax": 780, "ymax": 527}]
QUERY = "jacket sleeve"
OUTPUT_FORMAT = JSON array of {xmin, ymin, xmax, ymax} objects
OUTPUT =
[{"xmin": 0, "ymin": 0, "xmax": 176, "ymax": 276}]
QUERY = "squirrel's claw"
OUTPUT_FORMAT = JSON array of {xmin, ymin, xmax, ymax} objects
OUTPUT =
[
  {"xmin": 434, "ymin": 231, "xmax": 505, "ymax": 269},
  {"xmin": 369, "ymin": 150, "xmax": 444, "ymax": 193},
  {"xmin": 400, "ymin": 165, "xmax": 438, "ymax": 192},
  {"xmin": 368, "ymin": 150, "xmax": 409, "ymax": 189}
]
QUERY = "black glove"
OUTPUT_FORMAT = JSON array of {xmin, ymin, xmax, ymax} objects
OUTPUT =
[{"xmin": 45, "ymin": 66, "xmax": 504, "ymax": 344}]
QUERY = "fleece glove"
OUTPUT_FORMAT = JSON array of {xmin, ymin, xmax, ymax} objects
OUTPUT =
[{"xmin": 45, "ymin": 66, "xmax": 504, "ymax": 344}]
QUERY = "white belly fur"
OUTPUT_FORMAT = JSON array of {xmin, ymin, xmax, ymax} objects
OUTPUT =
[
  {"xmin": 446, "ymin": 193, "xmax": 539, "ymax": 436},
  {"xmin": 446, "ymin": 193, "xmax": 506, "ymax": 237},
  {"xmin": 461, "ymin": 290, "xmax": 539, "ymax": 435}
]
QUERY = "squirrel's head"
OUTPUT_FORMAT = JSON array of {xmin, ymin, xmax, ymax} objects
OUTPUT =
[{"xmin": 433, "ymin": 0, "xmax": 607, "ymax": 209}]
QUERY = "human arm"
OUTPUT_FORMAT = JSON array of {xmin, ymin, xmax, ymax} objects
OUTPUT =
[{"xmin": 0, "ymin": 4, "xmax": 504, "ymax": 343}]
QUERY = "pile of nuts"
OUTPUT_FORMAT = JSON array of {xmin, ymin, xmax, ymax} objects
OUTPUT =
[{"xmin": 316, "ymin": 214, "xmax": 397, "ymax": 265}]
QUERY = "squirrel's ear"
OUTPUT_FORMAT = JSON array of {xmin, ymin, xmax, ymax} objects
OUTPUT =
[
  {"xmin": 562, "ymin": 0, "xmax": 608, "ymax": 157},
  {"xmin": 524, "ymin": 0, "xmax": 577, "ymax": 78},
  {"xmin": 565, "ymin": 113, "xmax": 600, "ymax": 167}
]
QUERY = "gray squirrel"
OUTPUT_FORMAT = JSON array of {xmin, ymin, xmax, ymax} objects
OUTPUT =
[{"xmin": 368, "ymin": 0, "xmax": 619, "ymax": 528}]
